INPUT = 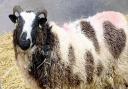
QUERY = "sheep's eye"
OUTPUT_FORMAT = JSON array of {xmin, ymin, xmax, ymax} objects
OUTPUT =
[{"xmin": 17, "ymin": 16, "xmax": 24, "ymax": 27}]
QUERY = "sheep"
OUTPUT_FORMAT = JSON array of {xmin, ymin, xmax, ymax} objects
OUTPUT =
[
  {"xmin": 9, "ymin": 5, "xmax": 128, "ymax": 89},
  {"xmin": 8, "ymin": 5, "xmax": 48, "ymax": 89}
]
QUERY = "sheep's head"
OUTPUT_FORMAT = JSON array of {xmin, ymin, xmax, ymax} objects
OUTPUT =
[{"xmin": 9, "ymin": 5, "xmax": 47, "ymax": 50}]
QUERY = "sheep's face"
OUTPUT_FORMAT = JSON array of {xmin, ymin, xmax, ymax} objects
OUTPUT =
[{"xmin": 9, "ymin": 10, "xmax": 47, "ymax": 50}]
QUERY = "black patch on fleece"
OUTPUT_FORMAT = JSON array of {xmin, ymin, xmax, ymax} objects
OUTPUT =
[
  {"xmin": 81, "ymin": 21, "xmax": 100, "ymax": 52},
  {"xmin": 28, "ymin": 23, "xmax": 56, "ymax": 89},
  {"xmin": 85, "ymin": 51, "xmax": 94, "ymax": 84},
  {"xmin": 103, "ymin": 21, "xmax": 126, "ymax": 58},
  {"xmin": 96, "ymin": 61, "xmax": 103, "ymax": 76}
]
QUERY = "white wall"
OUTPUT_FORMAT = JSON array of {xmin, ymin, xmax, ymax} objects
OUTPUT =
[{"xmin": 0, "ymin": 0, "xmax": 128, "ymax": 34}]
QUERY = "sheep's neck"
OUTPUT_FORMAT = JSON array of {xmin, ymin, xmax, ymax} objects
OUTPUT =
[{"xmin": 28, "ymin": 24, "xmax": 58, "ymax": 88}]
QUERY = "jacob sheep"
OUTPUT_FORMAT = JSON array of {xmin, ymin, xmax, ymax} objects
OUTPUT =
[
  {"xmin": 9, "ymin": 6, "xmax": 128, "ymax": 89},
  {"xmin": 9, "ymin": 5, "xmax": 48, "ymax": 89}
]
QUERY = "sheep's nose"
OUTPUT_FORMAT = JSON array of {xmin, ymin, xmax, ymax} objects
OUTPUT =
[{"xmin": 19, "ymin": 32, "xmax": 31, "ymax": 50}]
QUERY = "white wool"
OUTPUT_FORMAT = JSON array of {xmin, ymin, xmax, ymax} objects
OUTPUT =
[
  {"xmin": 50, "ymin": 22, "xmax": 70, "ymax": 65},
  {"xmin": 20, "ymin": 11, "xmax": 36, "ymax": 46}
]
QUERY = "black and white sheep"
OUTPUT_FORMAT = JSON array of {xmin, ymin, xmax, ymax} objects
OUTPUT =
[
  {"xmin": 9, "ymin": 6, "xmax": 128, "ymax": 89},
  {"xmin": 9, "ymin": 5, "xmax": 48, "ymax": 89}
]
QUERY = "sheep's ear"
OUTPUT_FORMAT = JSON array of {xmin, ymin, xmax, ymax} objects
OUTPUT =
[
  {"xmin": 9, "ymin": 14, "xmax": 17, "ymax": 23},
  {"xmin": 39, "ymin": 17, "xmax": 47, "ymax": 26}
]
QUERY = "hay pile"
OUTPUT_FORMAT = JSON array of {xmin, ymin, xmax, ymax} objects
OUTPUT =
[{"xmin": 0, "ymin": 33, "xmax": 30, "ymax": 89}]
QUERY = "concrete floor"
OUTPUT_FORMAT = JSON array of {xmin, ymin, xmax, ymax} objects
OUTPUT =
[{"xmin": 0, "ymin": 0, "xmax": 128, "ymax": 34}]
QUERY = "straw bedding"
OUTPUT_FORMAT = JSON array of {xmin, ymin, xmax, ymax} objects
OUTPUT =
[{"xmin": 0, "ymin": 33, "xmax": 30, "ymax": 89}]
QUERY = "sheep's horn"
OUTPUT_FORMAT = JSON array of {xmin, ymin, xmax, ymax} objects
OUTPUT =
[
  {"xmin": 13, "ymin": 5, "xmax": 23, "ymax": 15},
  {"xmin": 37, "ymin": 9, "xmax": 47, "ymax": 18}
]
